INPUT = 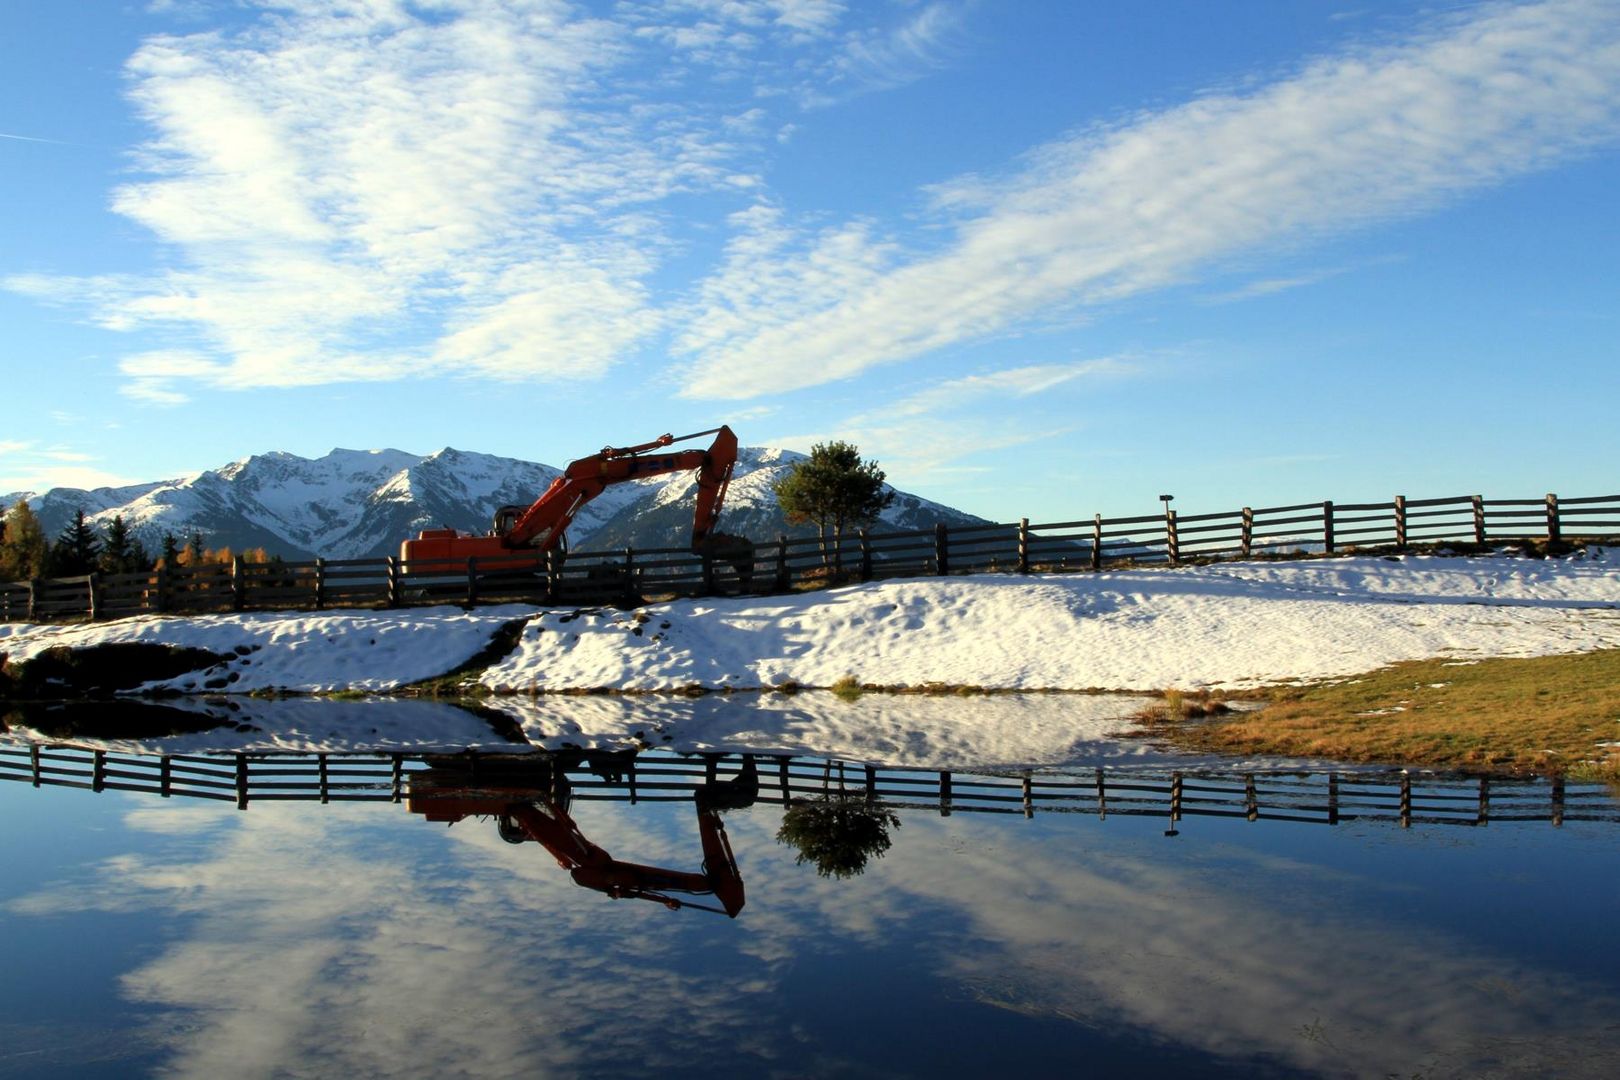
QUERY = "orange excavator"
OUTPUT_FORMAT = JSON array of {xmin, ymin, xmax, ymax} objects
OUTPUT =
[
  {"xmin": 400, "ymin": 426, "xmax": 749, "ymax": 569},
  {"xmin": 407, "ymin": 754, "xmax": 759, "ymax": 917}
]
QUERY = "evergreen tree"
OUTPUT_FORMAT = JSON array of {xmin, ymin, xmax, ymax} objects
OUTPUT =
[
  {"xmin": 182, "ymin": 530, "xmax": 205, "ymax": 567},
  {"xmin": 99, "ymin": 515, "xmax": 149, "ymax": 575},
  {"xmin": 772, "ymin": 441, "xmax": 895, "ymax": 568},
  {"xmin": 48, "ymin": 508, "xmax": 102, "ymax": 576},
  {"xmin": 159, "ymin": 533, "xmax": 182, "ymax": 570},
  {"xmin": 0, "ymin": 502, "xmax": 50, "ymax": 581}
]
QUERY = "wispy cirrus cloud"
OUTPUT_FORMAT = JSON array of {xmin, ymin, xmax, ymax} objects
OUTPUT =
[
  {"xmin": 8, "ymin": 0, "xmax": 866, "ymax": 405},
  {"xmin": 0, "ymin": 439, "xmax": 138, "ymax": 495},
  {"xmin": 774, "ymin": 356, "xmax": 1141, "ymax": 482},
  {"xmin": 807, "ymin": 1, "xmax": 969, "ymax": 105},
  {"xmin": 677, "ymin": 0, "xmax": 1620, "ymax": 399}
]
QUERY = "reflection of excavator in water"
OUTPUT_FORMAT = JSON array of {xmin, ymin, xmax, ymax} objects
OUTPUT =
[
  {"xmin": 407, "ymin": 753, "xmax": 760, "ymax": 918},
  {"xmin": 400, "ymin": 426, "xmax": 754, "ymax": 582}
]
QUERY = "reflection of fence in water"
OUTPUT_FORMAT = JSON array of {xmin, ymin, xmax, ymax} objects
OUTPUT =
[{"xmin": 2, "ymin": 742, "xmax": 1614, "ymax": 830}]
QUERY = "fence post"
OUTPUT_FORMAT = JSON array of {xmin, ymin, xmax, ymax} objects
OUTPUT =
[
  {"xmin": 1017, "ymin": 518, "xmax": 1029, "ymax": 574},
  {"xmin": 1322, "ymin": 501, "xmax": 1334, "ymax": 555},
  {"xmin": 27, "ymin": 579, "xmax": 38, "ymax": 622},
  {"xmin": 314, "ymin": 557, "xmax": 328, "ymax": 609},
  {"xmin": 1165, "ymin": 509, "xmax": 1179, "ymax": 566},
  {"xmin": 1394, "ymin": 495, "xmax": 1408, "ymax": 551},
  {"xmin": 858, "ymin": 529, "xmax": 872, "ymax": 582},
  {"xmin": 386, "ymin": 556, "xmax": 401, "ymax": 608},
  {"xmin": 155, "ymin": 565, "xmax": 169, "ymax": 613},
  {"xmin": 231, "ymin": 556, "xmax": 245, "ymax": 612},
  {"xmin": 465, "ymin": 556, "xmax": 479, "ymax": 607},
  {"xmin": 1241, "ymin": 507, "xmax": 1253, "ymax": 559},
  {"xmin": 701, "ymin": 547, "xmax": 716, "ymax": 595},
  {"xmin": 623, "ymin": 547, "xmax": 638, "ymax": 606},
  {"xmin": 934, "ymin": 523, "xmax": 949, "ymax": 576},
  {"xmin": 1546, "ymin": 492, "xmax": 1561, "ymax": 544},
  {"xmin": 775, "ymin": 534, "xmax": 789, "ymax": 592},
  {"xmin": 88, "ymin": 573, "xmax": 101, "ymax": 622},
  {"xmin": 545, "ymin": 548, "xmax": 561, "ymax": 604},
  {"xmin": 1091, "ymin": 514, "xmax": 1103, "ymax": 571},
  {"xmin": 1472, "ymin": 495, "xmax": 1486, "ymax": 544}
]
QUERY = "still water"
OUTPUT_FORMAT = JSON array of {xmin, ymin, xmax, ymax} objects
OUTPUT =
[{"xmin": 2, "ymin": 733, "xmax": 1619, "ymax": 1078}]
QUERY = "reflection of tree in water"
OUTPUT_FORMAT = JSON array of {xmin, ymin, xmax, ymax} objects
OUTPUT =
[{"xmin": 776, "ymin": 796, "xmax": 901, "ymax": 879}]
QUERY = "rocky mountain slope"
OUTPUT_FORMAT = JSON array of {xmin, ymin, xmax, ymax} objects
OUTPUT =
[{"xmin": 4, "ymin": 446, "xmax": 985, "ymax": 561}]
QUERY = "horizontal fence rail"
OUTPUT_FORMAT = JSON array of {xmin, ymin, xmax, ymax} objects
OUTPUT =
[
  {"xmin": 2, "ymin": 743, "xmax": 1613, "ymax": 829},
  {"xmin": 4, "ymin": 490, "xmax": 1617, "ymax": 623}
]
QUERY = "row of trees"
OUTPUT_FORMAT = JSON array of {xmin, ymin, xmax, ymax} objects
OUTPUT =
[{"xmin": 0, "ymin": 502, "xmax": 269, "ymax": 582}]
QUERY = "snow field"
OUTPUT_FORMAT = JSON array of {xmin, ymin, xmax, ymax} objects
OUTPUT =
[{"xmin": 1, "ymin": 550, "xmax": 1616, "ymax": 696}]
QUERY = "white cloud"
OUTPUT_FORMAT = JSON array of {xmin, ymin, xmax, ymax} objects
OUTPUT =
[
  {"xmin": 770, "ymin": 356, "xmax": 1139, "ymax": 484},
  {"xmin": 808, "ymin": 0, "xmax": 966, "ymax": 105},
  {"xmin": 0, "ymin": 439, "xmax": 140, "ymax": 494},
  {"xmin": 677, "ymin": 0, "xmax": 1620, "ymax": 399},
  {"xmin": 878, "ymin": 356, "xmax": 1139, "ymax": 420},
  {"xmin": 11, "ymin": 0, "xmax": 829, "ymax": 405}
]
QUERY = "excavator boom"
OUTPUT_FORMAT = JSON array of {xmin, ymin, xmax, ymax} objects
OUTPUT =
[{"xmin": 401, "ymin": 425, "xmax": 743, "ymax": 568}]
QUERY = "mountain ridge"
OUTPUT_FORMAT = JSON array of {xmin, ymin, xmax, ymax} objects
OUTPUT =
[{"xmin": 3, "ymin": 446, "xmax": 986, "ymax": 561}]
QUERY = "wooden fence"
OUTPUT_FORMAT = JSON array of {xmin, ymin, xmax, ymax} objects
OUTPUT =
[
  {"xmin": 2, "ymin": 742, "xmax": 1613, "ymax": 830},
  {"xmin": 4, "ymin": 489, "xmax": 1617, "ymax": 624}
]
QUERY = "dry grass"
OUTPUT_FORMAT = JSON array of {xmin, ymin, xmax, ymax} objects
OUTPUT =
[
  {"xmin": 1132, "ymin": 688, "xmax": 1234, "ymax": 724},
  {"xmin": 829, "ymin": 675, "xmax": 865, "ymax": 702},
  {"xmin": 1164, "ymin": 649, "xmax": 1620, "ymax": 780}
]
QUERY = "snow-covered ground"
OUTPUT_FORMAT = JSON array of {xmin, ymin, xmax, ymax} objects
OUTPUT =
[{"xmin": 3, "ymin": 550, "xmax": 1617, "ymax": 695}]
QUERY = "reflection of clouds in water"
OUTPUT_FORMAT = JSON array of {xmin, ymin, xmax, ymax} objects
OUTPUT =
[
  {"xmin": 14, "ymin": 799, "xmax": 826, "ymax": 1076},
  {"xmin": 812, "ymin": 822, "xmax": 1620, "ymax": 1078},
  {"xmin": 7, "ymin": 795, "xmax": 1618, "ymax": 1077}
]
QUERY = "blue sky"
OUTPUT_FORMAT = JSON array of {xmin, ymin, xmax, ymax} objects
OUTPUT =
[{"xmin": 2, "ymin": 0, "xmax": 1617, "ymax": 524}]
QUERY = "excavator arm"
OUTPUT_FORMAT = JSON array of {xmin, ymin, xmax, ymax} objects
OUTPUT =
[{"xmin": 401, "ymin": 426, "xmax": 744, "ymax": 567}]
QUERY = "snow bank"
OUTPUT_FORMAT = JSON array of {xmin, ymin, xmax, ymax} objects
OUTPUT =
[{"xmin": 484, "ymin": 550, "xmax": 1620, "ymax": 692}]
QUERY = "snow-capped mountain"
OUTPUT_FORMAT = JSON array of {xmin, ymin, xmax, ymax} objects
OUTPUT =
[{"xmin": 3, "ymin": 446, "xmax": 986, "ymax": 561}]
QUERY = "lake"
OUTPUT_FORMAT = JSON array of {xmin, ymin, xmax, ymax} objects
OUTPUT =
[{"xmin": 2, "ymin": 703, "xmax": 1619, "ymax": 1078}]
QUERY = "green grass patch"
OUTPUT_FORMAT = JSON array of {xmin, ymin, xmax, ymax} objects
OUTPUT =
[{"xmin": 1162, "ymin": 649, "xmax": 1620, "ymax": 780}]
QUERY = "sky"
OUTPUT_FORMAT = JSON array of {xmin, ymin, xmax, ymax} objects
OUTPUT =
[{"xmin": 2, "ymin": 0, "xmax": 1618, "ymax": 525}]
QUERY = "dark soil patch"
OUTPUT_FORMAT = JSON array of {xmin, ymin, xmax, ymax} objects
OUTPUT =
[
  {"xmin": 401, "ymin": 617, "xmax": 532, "ymax": 696},
  {"xmin": 1, "ymin": 643, "xmax": 233, "ymax": 700}
]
